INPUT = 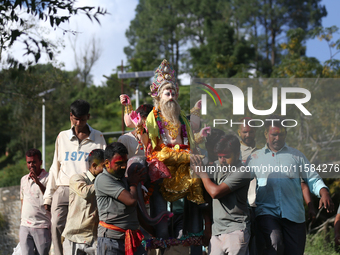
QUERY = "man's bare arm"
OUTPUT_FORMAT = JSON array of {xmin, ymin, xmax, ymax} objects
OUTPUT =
[
  {"xmin": 117, "ymin": 187, "xmax": 138, "ymax": 207},
  {"xmin": 301, "ymin": 182, "xmax": 316, "ymax": 222},
  {"xmin": 117, "ymin": 168, "xmax": 145, "ymax": 207},
  {"xmin": 192, "ymin": 155, "xmax": 232, "ymax": 199}
]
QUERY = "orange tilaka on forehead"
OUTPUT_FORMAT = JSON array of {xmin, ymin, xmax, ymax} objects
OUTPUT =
[
  {"xmin": 110, "ymin": 154, "xmax": 125, "ymax": 164},
  {"xmin": 217, "ymin": 151, "xmax": 234, "ymax": 157}
]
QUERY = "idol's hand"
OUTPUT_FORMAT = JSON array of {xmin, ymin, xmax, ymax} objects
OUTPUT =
[{"xmin": 120, "ymin": 94, "xmax": 131, "ymax": 106}]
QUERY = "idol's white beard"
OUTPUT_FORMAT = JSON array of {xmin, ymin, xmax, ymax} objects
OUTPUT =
[{"xmin": 159, "ymin": 99, "xmax": 181, "ymax": 126}]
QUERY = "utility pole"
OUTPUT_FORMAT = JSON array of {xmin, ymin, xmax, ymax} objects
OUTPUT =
[
  {"xmin": 38, "ymin": 88, "xmax": 55, "ymax": 169},
  {"xmin": 118, "ymin": 70, "xmax": 154, "ymax": 109},
  {"xmin": 121, "ymin": 60, "xmax": 125, "ymax": 134}
]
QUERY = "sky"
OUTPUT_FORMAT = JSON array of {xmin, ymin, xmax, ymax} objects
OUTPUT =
[
  {"xmin": 305, "ymin": 0, "xmax": 340, "ymax": 63},
  {"xmin": 48, "ymin": 0, "xmax": 140, "ymax": 86},
  {"xmin": 7, "ymin": 0, "xmax": 340, "ymax": 86}
]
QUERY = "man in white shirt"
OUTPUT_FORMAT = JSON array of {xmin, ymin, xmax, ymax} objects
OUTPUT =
[
  {"xmin": 43, "ymin": 99, "xmax": 106, "ymax": 255},
  {"xmin": 20, "ymin": 149, "xmax": 51, "ymax": 255}
]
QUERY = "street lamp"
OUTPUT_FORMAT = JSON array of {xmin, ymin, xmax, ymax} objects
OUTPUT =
[{"xmin": 38, "ymin": 88, "xmax": 55, "ymax": 169}]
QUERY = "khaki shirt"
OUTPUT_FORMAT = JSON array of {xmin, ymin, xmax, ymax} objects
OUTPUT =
[
  {"xmin": 62, "ymin": 171, "xmax": 98, "ymax": 244},
  {"xmin": 240, "ymin": 143, "xmax": 257, "ymax": 163},
  {"xmin": 20, "ymin": 169, "xmax": 51, "ymax": 228}
]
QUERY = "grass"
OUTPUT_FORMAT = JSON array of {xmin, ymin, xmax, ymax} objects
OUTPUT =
[{"xmin": 305, "ymin": 231, "xmax": 339, "ymax": 255}]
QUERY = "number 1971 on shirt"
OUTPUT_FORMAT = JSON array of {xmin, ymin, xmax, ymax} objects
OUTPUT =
[{"xmin": 65, "ymin": 151, "xmax": 90, "ymax": 161}]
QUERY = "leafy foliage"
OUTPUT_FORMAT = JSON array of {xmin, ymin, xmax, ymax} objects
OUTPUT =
[
  {"xmin": 0, "ymin": 0, "xmax": 108, "ymax": 66},
  {"xmin": 309, "ymin": 26, "xmax": 340, "ymax": 77},
  {"xmin": 190, "ymin": 21, "xmax": 255, "ymax": 78},
  {"xmin": 124, "ymin": 0, "xmax": 327, "ymax": 78},
  {"xmin": 0, "ymin": 158, "xmax": 27, "ymax": 188},
  {"xmin": 272, "ymin": 28, "xmax": 323, "ymax": 78},
  {"xmin": 305, "ymin": 231, "xmax": 338, "ymax": 255}
]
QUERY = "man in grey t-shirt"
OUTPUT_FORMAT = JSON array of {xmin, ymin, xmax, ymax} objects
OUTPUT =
[
  {"xmin": 193, "ymin": 134, "xmax": 251, "ymax": 255},
  {"xmin": 95, "ymin": 142, "xmax": 146, "ymax": 255}
]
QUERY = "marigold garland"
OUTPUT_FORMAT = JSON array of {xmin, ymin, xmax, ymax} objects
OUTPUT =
[
  {"xmin": 159, "ymin": 112, "xmax": 180, "ymax": 139},
  {"xmin": 143, "ymin": 184, "xmax": 154, "ymax": 204},
  {"xmin": 153, "ymin": 107, "xmax": 188, "ymax": 148}
]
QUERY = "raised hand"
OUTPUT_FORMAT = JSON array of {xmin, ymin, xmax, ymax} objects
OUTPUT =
[
  {"xmin": 120, "ymin": 94, "xmax": 131, "ymax": 106},
  {"xmin": 194, "ymin": 99, "xmax": 202, "ymax": 109},
  {"xmin": 130, "ymin": 111, "xmax": 142, "ymax": 127},
  {"xmin": 29, "ymin": 171, "xmax": 39, "ymax": 184},
  {"xmin": 191, "ymin": 154, "xmax": 206, "ymax": 178},
  {"xmin": 199, "ymin": 126, "xmax": 211, "ymax": 138},
  {"xmin": 127, "ymin": 166, "xmax": 146, "ymax": 186}
]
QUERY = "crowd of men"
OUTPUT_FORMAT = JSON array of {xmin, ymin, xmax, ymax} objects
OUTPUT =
[
  {"xmin": 19, "ymin": 59, "xmax": 339, "ymax": 255},
  {"xmin": 20, "ymin": 103, "xmax": 339, "ymax": 255}
]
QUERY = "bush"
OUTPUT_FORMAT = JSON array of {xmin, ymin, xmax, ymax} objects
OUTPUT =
[
  {"xmin": 305, "ymin": 231, "xmax": 338, "ymax": 255},
  {"xmin": 0, "ymin": 160, "xmax": 27, "ymax": 187}
]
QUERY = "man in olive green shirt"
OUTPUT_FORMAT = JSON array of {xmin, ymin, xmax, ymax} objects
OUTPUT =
[{"xmin": 194, "ymin": 134, "xmax": 251, "ymax": 255}]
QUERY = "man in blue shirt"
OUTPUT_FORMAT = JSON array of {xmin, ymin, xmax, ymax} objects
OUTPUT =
[{"xmin": 246, "ymin": 114, "xmax": 334, "ymax": 255}]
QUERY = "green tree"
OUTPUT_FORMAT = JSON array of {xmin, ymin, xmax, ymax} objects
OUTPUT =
[
  {"xmin": 0, "ymin": 64, "xmax": 78, "ymax": 157},
  {"xmin": 189, "ymin": 21, "xmax": 255, "ymax": 78},
  {"xmin": 250, "ymin": 0, "xmax": 327, "ymax": 68},
  {"xmin": 209, "ymin": 0, "xmax": 327, "ymax": 76},
  {"xmin": 124, "ymin": 0, "xmax": 217, "ymax": 74},
  {"xmin": 0, "ymin": 0, "xmax": 108, "ymax": 66},
  {"xmin": 270, "ymin": 29, "xmax": 340, "ymax": 164},
  {"xmin": 309, "ymin": 26, "xmax": 340, "ymax": 77},
  {"xmin": 272, "ymin": 28, "xmax": 323, "ymax": 78}
]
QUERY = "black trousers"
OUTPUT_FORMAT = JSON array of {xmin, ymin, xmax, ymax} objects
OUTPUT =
[{"xmin": 256, "ymin": 215, "xmax": 306, "ymax": 255}]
